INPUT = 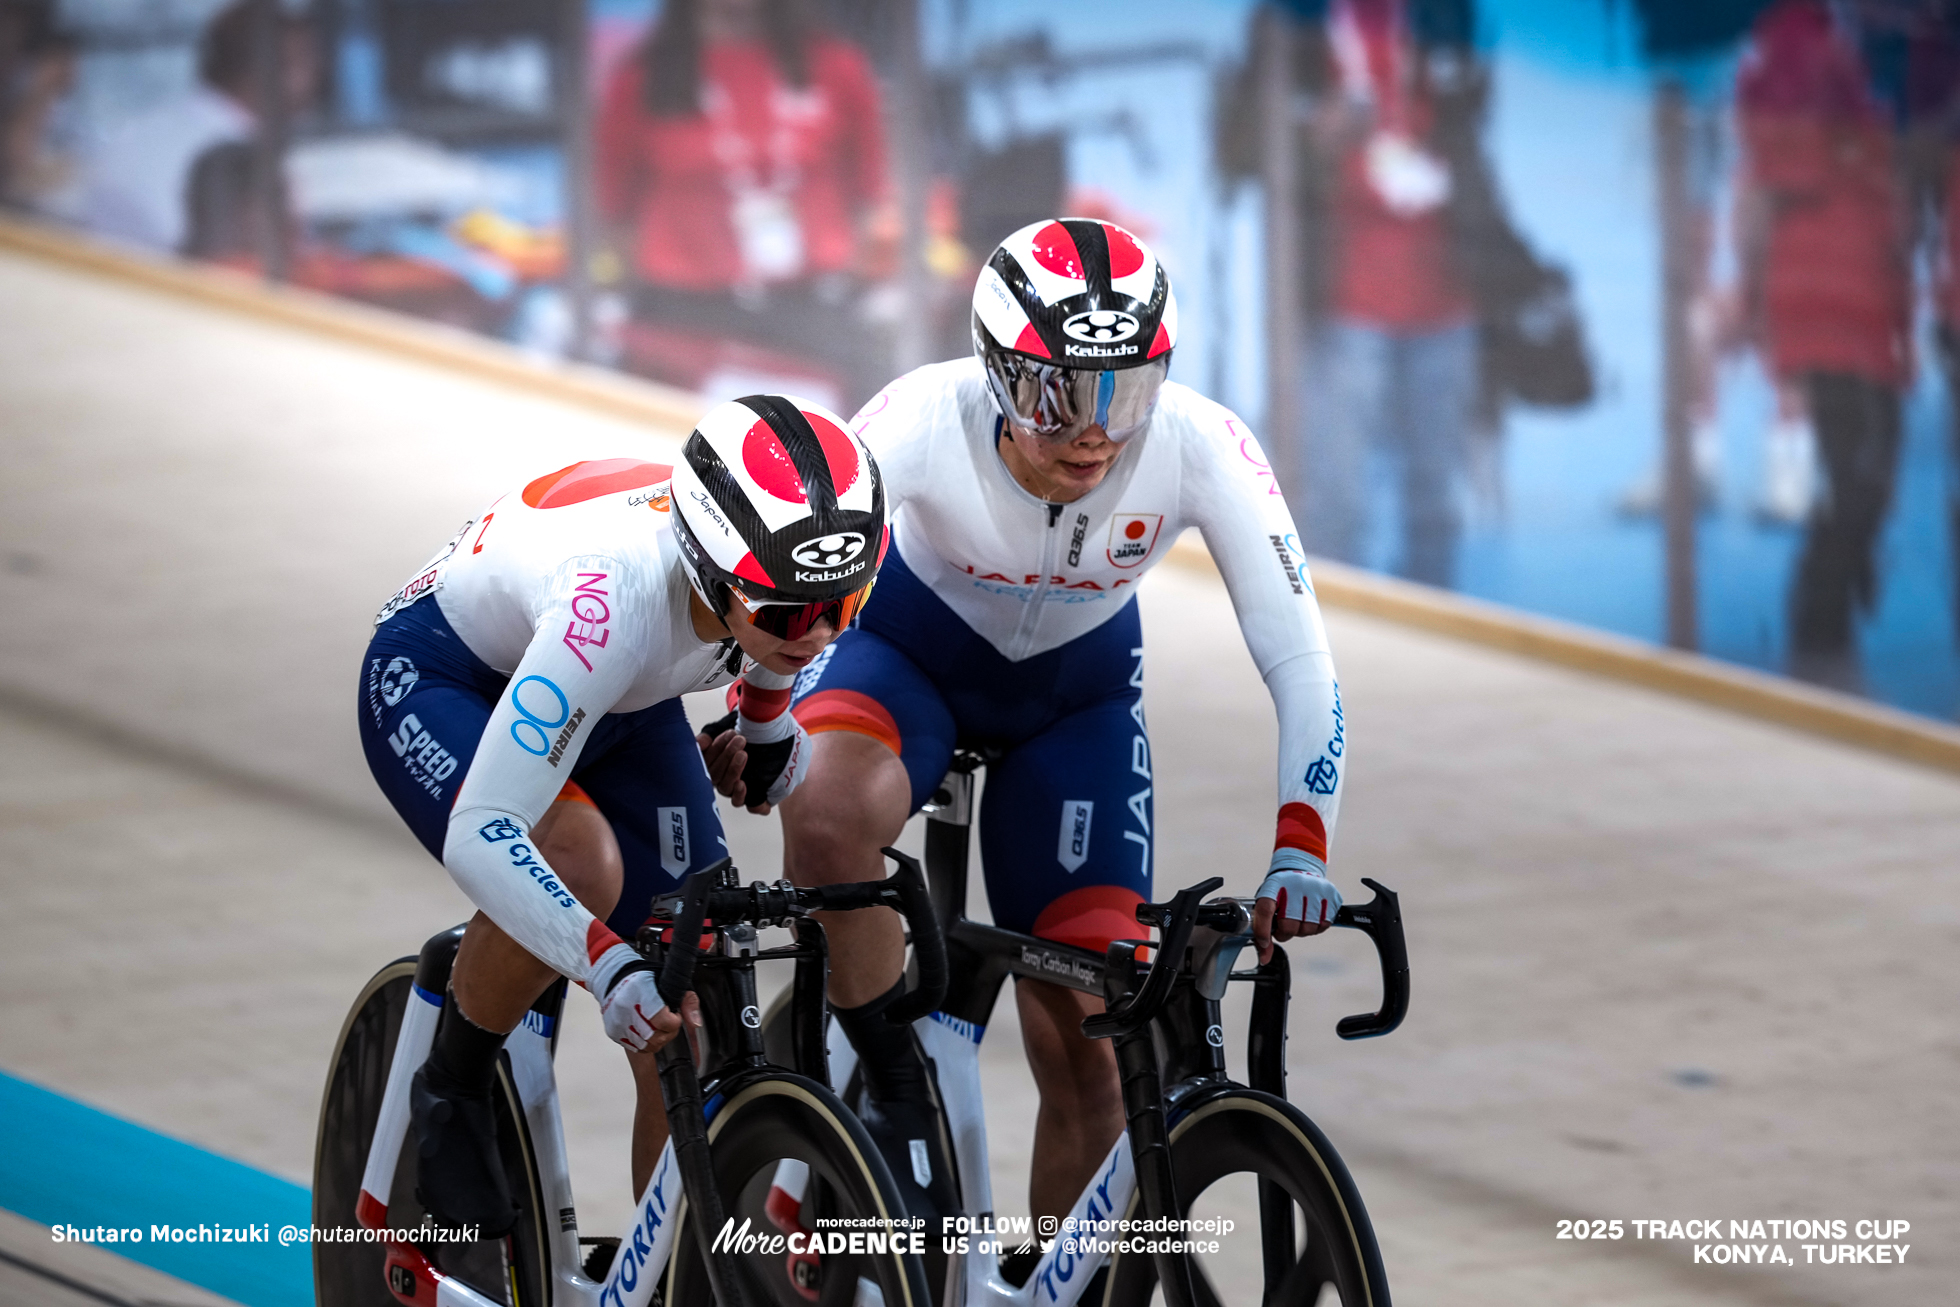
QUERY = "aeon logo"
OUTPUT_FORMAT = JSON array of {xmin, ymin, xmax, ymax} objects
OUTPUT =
[
  {"xmin": 791, "ymin": 533, "xmax": 865, "ymax": 568},
  {"xmin": 1061, "ymin": 310, "xmax": 1139, "ymax": 344}
]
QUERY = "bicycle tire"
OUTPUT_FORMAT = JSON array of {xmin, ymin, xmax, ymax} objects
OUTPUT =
[
  {"xmin": 1101, "ymin": 1090, "xmax": 1389, "ymax": 1307},
  {"xmin": 666, "ymin": 1073, "xmax": 932, "ymax": 1307},
  {"xmin": 312, "ymin": 958, "xmax": 556, "ymax": 1307}
]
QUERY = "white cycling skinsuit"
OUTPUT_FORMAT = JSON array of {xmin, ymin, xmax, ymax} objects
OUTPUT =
[
  {"xmin": 838, "ymin": 359, "xmax": 1346, "ymax": 919},
  {"xmin": 365, "ymin": 461, "xmax": 747, "ymax": 1010}
]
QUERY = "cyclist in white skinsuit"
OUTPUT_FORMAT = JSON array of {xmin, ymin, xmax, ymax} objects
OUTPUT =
[
  {"xmin": 359, "ymin": 394, "xmax": 884, "ymax": 1233},
  {"xmin": 776, "ymin": 219, "xmax": 1346, "ymax": 1232}
]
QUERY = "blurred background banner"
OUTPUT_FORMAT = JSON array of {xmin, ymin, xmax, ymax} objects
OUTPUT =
[{"xmin": 6, "ymin": 0, "xmax": 1959, "ymax": 721}]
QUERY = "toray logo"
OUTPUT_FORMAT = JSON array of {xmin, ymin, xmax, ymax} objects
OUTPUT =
[
  {"xmin": 1062, "ymin": 309, "xmax": 1139, "ymax": 344},
  {"xmin": 790, "ymin": 532, "xmax": 865, "ymax": 569}
]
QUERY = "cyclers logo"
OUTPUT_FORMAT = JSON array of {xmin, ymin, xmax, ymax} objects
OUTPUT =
[
  {"xmin": 790, "ymin": 533, "xmax": 865, "ymax": 569},
  {"xmin": 1061, "ymin": 309, "xmax": 1139, "ymax": 344}
]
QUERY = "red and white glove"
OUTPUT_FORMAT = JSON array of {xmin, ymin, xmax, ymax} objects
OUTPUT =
[
  {"xmin": 1257, "ymin": 851, "xmax": 1342, "ymax": 932},
  {"xmin": 590, "ymin": 941, "xmax": 668, "ymax": 1052},
  {"xmin": 704, "ymin": 670, "xmax": 812, "ymax": 809}
]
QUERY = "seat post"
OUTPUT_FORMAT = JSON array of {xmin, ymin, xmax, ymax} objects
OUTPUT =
[{"xmin": 921, "ymin": 766, "xmax": 974, "ymax": 932}]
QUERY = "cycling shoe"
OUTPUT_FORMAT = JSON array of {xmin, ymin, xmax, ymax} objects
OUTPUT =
[{"xmin": 410, "ymin": 1066, "xmax": 520, "ymax": 1237}]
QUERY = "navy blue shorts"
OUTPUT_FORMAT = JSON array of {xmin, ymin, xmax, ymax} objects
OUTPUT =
[
  {"xmin": 358, "ymin": 599, "xmax": 727, "ymax": 937},
  {"xmin": 790, "ymin": 546, "xmax": 1154, "ymax": 954}
]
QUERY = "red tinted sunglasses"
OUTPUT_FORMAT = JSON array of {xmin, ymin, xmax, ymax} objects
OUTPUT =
[{"xmin": 731, "ymin": 582, "xmax": 874, "ymax": 641}]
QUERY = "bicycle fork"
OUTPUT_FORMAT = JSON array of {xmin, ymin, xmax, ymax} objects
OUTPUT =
[{"xmin": 1110, "ymin": 1027, "xmax": 1198, "ymax": 1307}]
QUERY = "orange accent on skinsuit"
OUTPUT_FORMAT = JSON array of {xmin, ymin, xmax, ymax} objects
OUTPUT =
[
  {"xmin": 555, "ymin": 780, "xmax": 599, "ymax": 809},
  {"xmin": 1031, "ymin": 884, "xmax": 1149, "ymax": 957},
  {"xmin": 1274, "ymin": 802, "xmax": 1328, "ymax": 863},
  {"xmin": 792, "ymin": 689, "xmax": 902, "ymax": 756},
  {"xmin": 522, "ymin": 459, "xmax": 673, "ymax": 509}
]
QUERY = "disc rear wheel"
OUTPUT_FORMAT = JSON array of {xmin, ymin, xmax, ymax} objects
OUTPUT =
[{"xmin": 312, "ymin": 959, "xmax": 554, "ymax": 1306}]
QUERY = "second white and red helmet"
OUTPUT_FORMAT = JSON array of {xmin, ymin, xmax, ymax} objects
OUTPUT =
[{"xmin": 971, "ymin": 218, "xmax": 1178, "ymax": 442}]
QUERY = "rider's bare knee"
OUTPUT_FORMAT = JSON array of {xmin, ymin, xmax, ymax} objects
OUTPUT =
[{"xmin": 783, "ymin": 731, "xmax": 907, "ymax": 884}]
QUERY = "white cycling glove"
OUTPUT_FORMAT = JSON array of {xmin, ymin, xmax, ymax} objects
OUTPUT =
[
  {"xmin": 1257, "ymin": 850, "xmax": 1342, "ymax": 931},
  {"xmin": 590, "ymin": 941, "xmax": 668, "ymax": 1052}
]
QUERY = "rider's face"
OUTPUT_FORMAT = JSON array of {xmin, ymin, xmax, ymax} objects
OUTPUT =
[
  {"xmin": 999, "ymin": 422, "xmax": 1122, "ymax": 503},
  {"xmin": 724, "ymin": 607, "xmax": 838, "ymax": 675}
]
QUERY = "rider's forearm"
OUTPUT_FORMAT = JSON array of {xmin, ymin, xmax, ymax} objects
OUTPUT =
[
  {"xmin": 1182, "ymin": 414, "xmax": 1345, "ymax": 866},
  {"xmin": 1264, "ymin": 648, "xmax": 1344, "ymax": 863},
  {"xmin": 442, "ymin": 806, "xmax": 622, "ymax": 983}
]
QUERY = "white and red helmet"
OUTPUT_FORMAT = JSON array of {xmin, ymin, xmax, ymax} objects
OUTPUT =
[
  {"xmin": 971, "ymin": 218, "xmax": 1178, "ymax": 443},
  {"xmin": 670, "ymin": 395, "xmax": 887, "ymax": 624}
]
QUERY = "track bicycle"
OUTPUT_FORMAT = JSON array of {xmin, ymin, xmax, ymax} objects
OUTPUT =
[
  {"xmin": 774, "ymin": 751, "xmax": 1409, "ymax": 1307},
  {"xmin": 312, "ymin": 853, "xmax": 948, "ymax": 1307}
]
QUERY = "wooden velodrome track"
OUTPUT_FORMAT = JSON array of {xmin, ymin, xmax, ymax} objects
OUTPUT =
[{"xmin": 0, "ymin": 223, "xmax": 1954, "ymax": 1305}]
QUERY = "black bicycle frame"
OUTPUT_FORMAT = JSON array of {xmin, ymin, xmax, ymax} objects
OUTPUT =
[{"xmin": 918, "ymin": 751, "xmax": 1408, "ymax": 1307}]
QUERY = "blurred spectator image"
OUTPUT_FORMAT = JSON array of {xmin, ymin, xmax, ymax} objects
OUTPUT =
[
  {"xmin": 1298, "ymin": 0, "xmax": 1478, "ymax": 586},
  {"xmin": 0, "ymin": 0, "xmax": 78, "ymax": 213},
  {"xmin": 1734, "ymin": 0, "xmax": 1911, "ymax": 687},
  {"xmin": 1223, "ymin": 0, "xmax": 1587, "ymax": 588},
  {"xmin": 72, "ymin": 0, "xmax": 316, "ymax": 256},
  {"xmin": 595, "ymin": 0, "xmax": 891, "ymax": 406}
]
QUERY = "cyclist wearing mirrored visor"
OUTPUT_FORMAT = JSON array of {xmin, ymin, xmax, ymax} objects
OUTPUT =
[
  {"xmin": 775, "ymin": 218, "xmax": 1348, "ymax": 1230},
  {"xmin": 355, "ymin": 394, "xmax": 884, "ymax": 1234}
]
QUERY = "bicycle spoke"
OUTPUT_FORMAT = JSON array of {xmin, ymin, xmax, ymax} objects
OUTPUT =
[
  {"xmin": 1258, "ymin": 1175, "xmax": 1295, "ymax": 1296},
  {"xmin": 1268, "ymin": 1245, "xmax": 1335, "ymax": 1307},
  {"xmin": 1190, "ymin": 1253, "xmax": 1229, "ymax": 1307}
]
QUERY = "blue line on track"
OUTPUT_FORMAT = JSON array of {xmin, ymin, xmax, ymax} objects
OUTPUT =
[{"xmin": 0, "ymin": 1069, "xmax": 312, "ymax": 1306}]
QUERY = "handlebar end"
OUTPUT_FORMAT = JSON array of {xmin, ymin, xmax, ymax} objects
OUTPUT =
[{"xmin": 1330, "ymin": 877, "xmax": 1408, "ymax": 1040}]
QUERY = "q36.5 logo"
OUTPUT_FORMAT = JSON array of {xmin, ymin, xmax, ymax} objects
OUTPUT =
[
  {"xmin": 791, "ymin": 533, "xmax": 865, "ymax": 569},
  {"xmin": 1062, "ymin": 310, "xmax": 1140, "ymax": 344}
]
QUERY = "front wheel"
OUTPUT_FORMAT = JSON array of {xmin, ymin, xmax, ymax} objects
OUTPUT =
[
  {"xmin": 666, "ymin": 1073, "xmax": 932, "ymax": 1307},
  {"xmin": 1102, "ymin": 1090, "xmax": 1389, "ymax": 1307}
]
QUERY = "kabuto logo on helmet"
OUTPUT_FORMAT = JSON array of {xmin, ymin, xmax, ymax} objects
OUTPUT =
[
  {"xmin": 669, "ymin": 395, "xmax": 886, "ymax": 613},
  {"xmin": 791, "ymin": 533, "xmax": 865, "ymax": 569},
  {"xmin": 973, "ymin": 219, "xmax": 1178, "ymax": 443},
  {"xmin": 1062, "ymin": 309, "xmax": 1140, "ymax": 344}
]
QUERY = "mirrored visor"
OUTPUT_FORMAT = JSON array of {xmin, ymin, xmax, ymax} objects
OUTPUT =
[{"xmin": 988, "ymin": 355, "xmax": 1170, "ymax": 444}]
